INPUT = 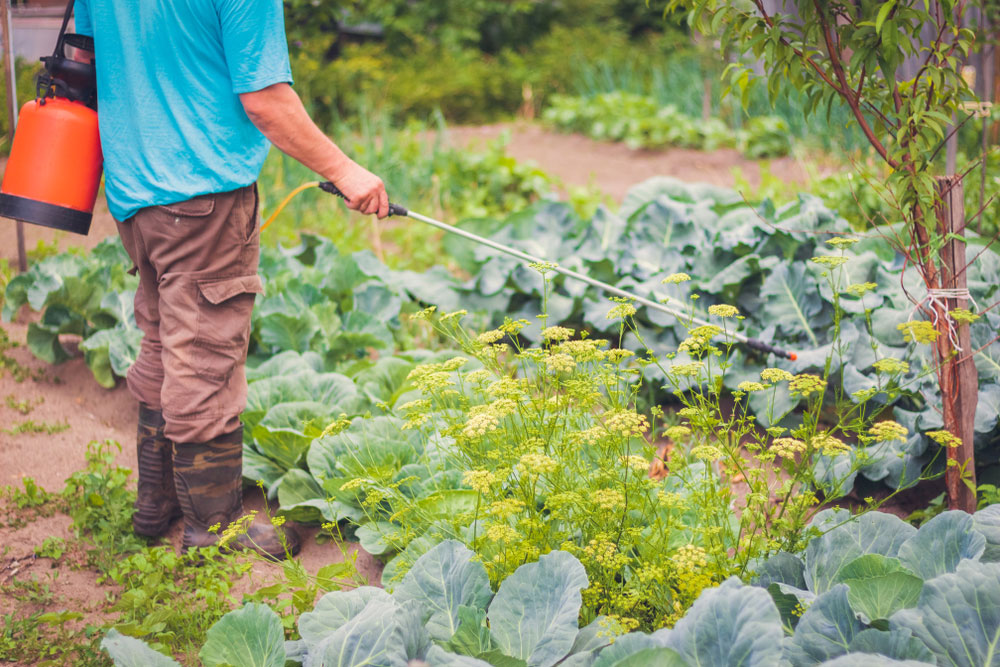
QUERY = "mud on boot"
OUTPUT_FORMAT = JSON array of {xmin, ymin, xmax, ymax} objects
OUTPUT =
[
  {"xmin": 132, "ymin": 403, "xmax": 183, "ymax": 537},
  {"xmin": 172, "ymin": 426, "xmax": 300, "ymax": 560}
]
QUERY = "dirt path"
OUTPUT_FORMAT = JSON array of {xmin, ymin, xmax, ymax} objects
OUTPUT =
[{"xmin": 445, "ymin": 122, "xmax": 819, "ymax": 202}]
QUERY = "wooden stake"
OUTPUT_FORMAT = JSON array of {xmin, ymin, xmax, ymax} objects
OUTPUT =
[
  {"xmin": 935, "ymin": 175, "xmax": 977, "ymax": 513},
  {"xmin": 0, "ymin": 0, "xmax": 25, "ymax": 273}
]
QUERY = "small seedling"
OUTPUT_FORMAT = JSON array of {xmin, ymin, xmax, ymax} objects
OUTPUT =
[{"xmin": 2, "ymin": 419, "xmax": 70, "ymax": 435}]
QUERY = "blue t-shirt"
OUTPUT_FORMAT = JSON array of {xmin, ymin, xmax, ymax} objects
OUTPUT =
[{"xmin": 74, "ymin": 0, "xmax": 293, "ymax": 221}]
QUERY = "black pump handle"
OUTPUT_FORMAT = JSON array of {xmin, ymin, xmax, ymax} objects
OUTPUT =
[{"xmin": 318, "ymin": 181, "xmax": 408, "ymax": 217}]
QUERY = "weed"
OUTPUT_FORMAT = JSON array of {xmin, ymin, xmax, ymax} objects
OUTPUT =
[
  {"xmin": 2, "ymin": 418, "xmax": 70, "ymax": 435},
  {"xmin": 5, "ymin": 393, "xmax": 41, "ymax": 414},
  {"xmin": 1, "ymin": 476, "xmax": 58, "ymax": 528},
  {"xmin": 34, "ymin": 536, "xmax": 68, "ymax": 560},
  {"xmin": 105, "ymin": 545, "xmax": 248, "ymax": 660},
  {"xmin": 62, "ymin": 440, "xmax": 147, "ymax": 571},
  {"xmin": 244, "ymin": 506, "xmax": 361, "ymax": 631},
  {"xmin": 0, "ymin": 324, "xmax": 34, "ymax": 382},
  {"xmin": 25, "ymin": 238, "xmax": 62, "ymax": 262},
  {"xmin": 0, "ymin": 604, "xmax": 108, "ymax": 667}
]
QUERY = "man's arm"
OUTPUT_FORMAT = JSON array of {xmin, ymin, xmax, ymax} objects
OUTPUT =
[{"xmin": 240, "ymin": 83, "xmax": 389, "ymax": 218}]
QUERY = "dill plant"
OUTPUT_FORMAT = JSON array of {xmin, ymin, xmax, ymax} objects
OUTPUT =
[{"xmin": 346, "ymin": 257, "xmax": 945, "ymax": 632}]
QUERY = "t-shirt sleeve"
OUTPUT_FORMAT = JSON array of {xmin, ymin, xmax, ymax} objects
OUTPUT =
[
  {"xmin": 74, "ymin": 0, "xmax": 93, "ymax": 37},
  {"xmin": 215, "ymin": 0, "xmax": 293, "ymax": 94}
]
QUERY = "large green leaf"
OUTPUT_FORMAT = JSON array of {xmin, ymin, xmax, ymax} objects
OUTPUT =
[
  {"xmin": 277, "ymin": 468, "xmax": 359, "ymax": 524},
  {"xmin": 897, "ymin": 511, "xmax": 986, "ymax": 580},
  {"xmin": 666, "ymin": 577, "xmax": 784, "ymax": 667},
  {"xmin": 199, "ymin": 603, "xmax": 285, "ymax": 667},
  {"xmin": 298, "ymin": 587, "xmax": 391, "ymax": 650},
  {"xmin": 974, "ymin": 505, "xmax": 1000, "ymax": 563},
  {"xmin": 847, "ymin": 628, "xmax": 934, "ymax": 663},
  {"xmin": 890, "ymin": 561, "xmax": 1000, "ymax": 667},
  {"xmin": 307, "ymin": 416, "xmax": 421, "ymax": 482},
  {"xmin": 101, "ymin": 629, "xmax": 180, "ymax": 666},
  {"xmin": 591, "ymin": 634, "xmax": 676, "ymax": 667},
  {"xmin": 487, "ymin": 551, "xmax": 589, "ymax": 667},
  {"xmin": 814, "ymin": 656, "xmax": 934, "ymax": 666},
  {"xmin": 424, "ymin": 644, "xmax": 495, "ymax": 666},
  {"xmin": 835, "ymin": 555, "xmax": 922, "ymax": 624},
  {"xmin": 394, "ymin": 540, "xmax": 494, "ymax": 642},
  {"xmin": 759, "ymin": 263, "xmax": 824, "ymax": 346},
  {"xmin": 752, "ymin": 551, "xmax": 806, "ymax": 589},
  {"xmin": 786, "ymin": 585, "xmax": 864, "ymax": 666},
  {"xmin": 804, "ymin": 509, "xmax": 916, "ymax": 594},
  {"xmin": 312, "ymin": 598, "xmax": 407, "ymax": 667}
]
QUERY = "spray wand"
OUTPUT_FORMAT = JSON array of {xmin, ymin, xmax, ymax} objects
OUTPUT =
[{"xmin": 261, "ymin": 181, "xmax": 798, "ymax": 361}]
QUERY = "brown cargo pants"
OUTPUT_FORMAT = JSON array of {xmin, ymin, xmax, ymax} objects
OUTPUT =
[{"xmin": 115, "ymin": 184, "xmax": 263, "ymax": 444}]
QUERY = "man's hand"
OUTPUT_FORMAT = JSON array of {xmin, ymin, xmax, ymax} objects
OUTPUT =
[
  {"xmin": 240, "ymin": 83, "xmax": 390, "ymax": 218},
  {"xmin": 328, "ymin": 160, "xmax": 389, "ymax": 218}
]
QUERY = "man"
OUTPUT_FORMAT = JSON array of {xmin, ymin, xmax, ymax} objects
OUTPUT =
[{"xmin": 74, "ymin": 0, "xmax": 389, "ymax": 559}]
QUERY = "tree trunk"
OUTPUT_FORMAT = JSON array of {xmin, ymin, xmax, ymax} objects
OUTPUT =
[{"xmin": 934, "ymin": 175, "xmax": 977, "ymax": 513}]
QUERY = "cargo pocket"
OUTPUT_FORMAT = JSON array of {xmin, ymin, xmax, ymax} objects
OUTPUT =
[
  {"xmin": 151, "ymin": 194, "xmax": 216, "ymax": 234},
  {"xmin": 193, "ymin": 275, "xmax": 264, "ymax": 382}
]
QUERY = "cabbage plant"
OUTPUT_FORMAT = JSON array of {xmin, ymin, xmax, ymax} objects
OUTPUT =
[{"xmin": 102, "ymin": 518, "xmax": 1000, "ymax": 667}]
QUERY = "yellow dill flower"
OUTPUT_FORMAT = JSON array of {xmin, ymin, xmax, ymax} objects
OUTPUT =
[
  {"xmin": 927, "ymin": 430, "xmax": 962, "ymax": 448},
  {"xmin": 868, "ymin": 420, "xmax": 908, "ymax": 442},
  {"xmin": 691, "ymin": 444, "xmax": 723, "ymax": 461},
  {"xmin": 476, "ymin": 329, "xmax": 505, "ymax": 345},
  {"xmin": 442, "ymin": 356, "xmax": 469, "ymax": 371},
  {"xmin": 488, "ymin": 498, "xmax": 526, "ymax": 519},
  {"xmin": 593, "ymin": 488, "xmax": 625, "ymax": 510},
  {"xmin": 606, "ymin": 349, "xmax": 634, "ymax": 363},
  {"xmin": 949, "ymin": 308, "xmax": 979, "ymax": 324},
  {"xmin": 339, "ymin": 478, "xmax": 368, "ymax": 492},
  {"xmin": 546, "ymin": 352, "xmax": 576, "ymax": 373},
  {"xmin": 846, "ymin": 282, "xmax": 878, "ymax": 298},
  {"xmin": 673, "ymin": 544, "xmax": 708, "ymax": 571},
  {"xmin": 671, "ymin": 361, "xmax": 705, "ymax": 378},
  {"xmin": 662, "ymin": 273, "xmax": 692, "ymax": 284},
  {"xmin": 606, "ymin": 301, "xmax": 637, "ymax": 320},
  {"xmin": 811, "ymin": 255, "xmax": 849, "ymax": 268},
  {"xmin": 463, "ymin": 412, "xmax": 500, "ymax": 438},
  {"xmin": 499, "ymin": 318, "xmax": 529, "ymax": 336},
  {"xmin": 440, "ymin": 309, "xmax": 468, "ymax": 322},
  {"xmin": 541, "ymin": 326, "xmax": 575, "ymax": 342},
  {"xmin": 812, "ymin": 432, "xmax": 850, "ymax": 456},
  {"xmin": 603, "ymin": 410, "xmax": 650, "ymax": 437},
  {"xmin": 789, "ymin": 373, "xmax": 826, "ymax": 398},
  {"xmin": 897, "ymin": 321, "xmax": 939, "ymax": 344},
  {"xmin": 409, "ymin": 306, "xmax": 437, "ymax": 320},
  {"xmin": 485, "ymin": 523, "xmax": 519, "ymax": 543},
  {"xmin": 771, "ymin": 437, "xmax": 807, "ymax": 458},
  {"xmin": 737, "ymin": 381, "xmax": 768, "ymax": 392},
  {"xmin": 663, "ymin": 425, "xmax": 691, "ymax": 441},
  {"xmin": 826, "ymin": 237, "xmax": 859, "ymax": 248},
  {"xmin": 872, "ymin": 358, "xmax": 909, "ymax": 374},
  {"xmin": 462, "ymin": 470, "xmax": 497, "ymax": 494},
  {"xmin": 708, "ymin": 304, "xmax": 740, "ymax": 318},
  {"xmin": 519, "ymin": 452, "xmax": 559, "ymax": 474},
  {"xmin": 528, "ymin": 261, "xmax": 558, "ymax": 273},
  {"xmin": 619, "ymin": 455, "xmax": 649, "ymax": 471},
  {"xmin": 760, "ymin": 368, "xmax": 794, "ymax": 383}
]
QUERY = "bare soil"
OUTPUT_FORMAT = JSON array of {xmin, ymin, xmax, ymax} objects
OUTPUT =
[{"xmin": 0, "ymin": 123, "xmax": 819, "ymax": 664}]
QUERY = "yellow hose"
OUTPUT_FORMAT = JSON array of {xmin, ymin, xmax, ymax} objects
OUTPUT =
[{"xmin": 259, "ymin": 180, "xmax": 320, "ymax": 232}]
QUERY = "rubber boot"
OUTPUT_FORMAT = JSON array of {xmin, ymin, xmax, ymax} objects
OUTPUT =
[
  {"xmin": 132, "ymin": 403, "xmax": 182, "ymax": 537},
  {"xmin": 172, "ymin": 426, "xmax": 300, "ymax": 560}
]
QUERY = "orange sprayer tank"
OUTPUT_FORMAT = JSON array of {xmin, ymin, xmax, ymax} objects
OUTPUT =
[
  {"xmin": 0, "ymin": 4, "xmax": 101, "ymax": 236},
  {"xmin": 0, "ymin": 97, "xmax": 102, "ymax": 235}
]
